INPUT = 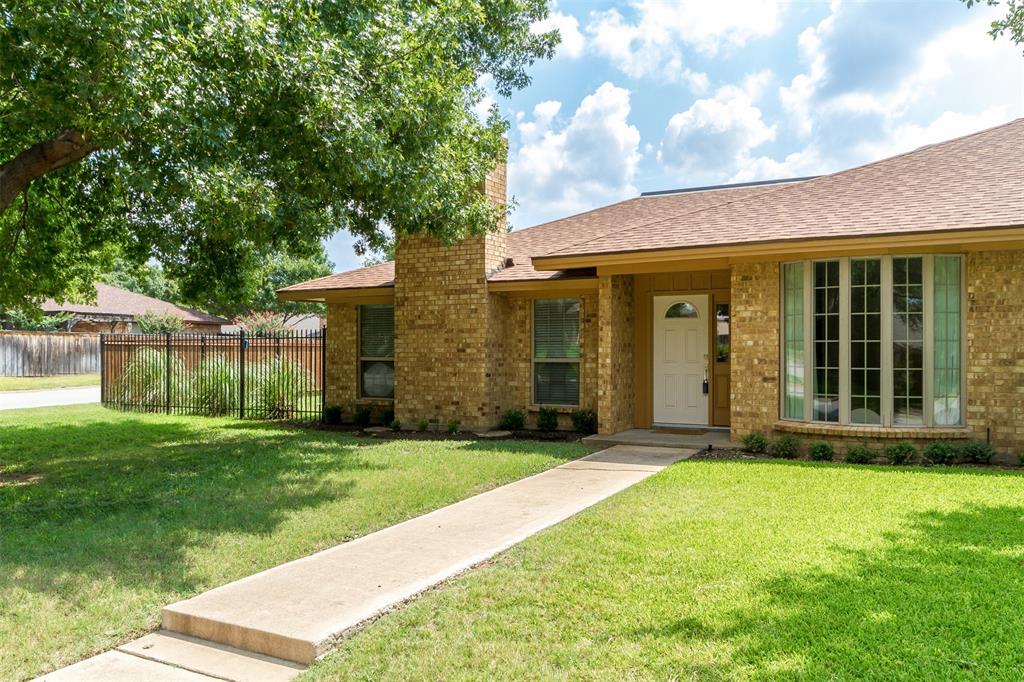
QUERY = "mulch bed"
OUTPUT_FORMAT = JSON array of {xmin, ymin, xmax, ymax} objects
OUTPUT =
[{"xmin": 690, "ymin": 448, "xmax": 772, "ymax": 461}]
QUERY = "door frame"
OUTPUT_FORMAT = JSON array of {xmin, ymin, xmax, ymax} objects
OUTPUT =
[{"xmin": 652, "ymin": 294, "xmax": 710, "ymax": 427}]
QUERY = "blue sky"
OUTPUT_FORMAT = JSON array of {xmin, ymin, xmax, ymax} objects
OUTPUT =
[{"xmin": 326, "ymin": 0, "xmax": 1024, "ymax": 271}]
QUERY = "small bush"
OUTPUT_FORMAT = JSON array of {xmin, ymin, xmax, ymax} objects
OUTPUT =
[
  {"xmin": 570, "ymin": 409, "xmax": 598, "ymax": 434},
  {"xmin": 885, "ymin": 440, "xmax": 917, "ymax": 465},
  {"xmin": 416, "ymin": 418, "xmax": 429, "ymax": 432},
  {"xmin": 251, "ymin": 358, "xmax": 309, "ymax": 419},
  {"xmin": 381, "ymin": 408, "xmax": 395, "ymax": 426},
  {"xmin": 741, "ymin": 432, "xmax": 769, "ymax": 454},
  {"xmin": 499, "ymin": 409, "xmax": 526, "ymax": 431},
  {"xmin": 323, "ymin": 404, "xmax": 343, "ymax": 425},
  {"xmin": 447, "ymin": 419, "xmax": 460, "ymax": 434},
  {"xmin": 354, "ymin": 405, "xmax": 372, "ymax": 429},
  {"xmin": 1018, "ymin": 453, "xmax": 1024, "ymax": 467},
  {"xmin": 536, "ymin": 407, "xmax": 559, "ymax": 432},
  {"xmin": 194, "ymin": 356, "xmax": 239, "ymax": 416},
  {"xmin": 808, "ymin": 441, "xmax": 835, "ymax": 461},
  {"xmin": 768, "ymin": 434, "xmax": 800, "ymax": 459},
  {"xmin": 389, "ymin": 419, "xmax": 401, "ymax": 431},
  {"xmin": 960, "ymin": 439, "xmax": 996, "ymax": 464},
  {"xmin": 112, "ymin": 347, "xmax": 183, "ymax": 409},
  {"xmin": 844, "ymin": 443, "xmax": 874, "ymax": 464},
  {"xmin": 237, "ymin": 311, "xmax": 289, "ymax": 337},
  {"xmin": 923, "ymin": 440, "xmax": 958, "ymax": 466},
  {"xmin": 136, "ymin": 310, "xmax": 185, "ymax": 334}
]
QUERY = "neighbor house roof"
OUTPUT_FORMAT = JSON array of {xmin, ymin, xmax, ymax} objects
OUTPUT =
[
  {"xmin": 537, "ymin": 117, "xmax": 1024, "ymax": 262},
  {"xmin": 41, "ymin": 283, "xmax": 228, "ymax": 325}
]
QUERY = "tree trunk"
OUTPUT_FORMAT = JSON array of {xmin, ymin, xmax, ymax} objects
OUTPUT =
[{"xmin": 0, "ymin": 128, "xmax": 98, "ymax": 213}]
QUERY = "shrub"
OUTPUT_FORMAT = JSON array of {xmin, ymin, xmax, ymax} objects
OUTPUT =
[
  {"xmin": 885, "ymin": 440, "xmax": 917, "ymax": 465},
  {"xmin": 354, "ymin": 405, "xmax": 373, "ymax": 428},
  {"xmin": 768, "ymin": 434, "xmax": 800, "ymax": 459},
  {"xmin": 741, "ymin": 432, "xmax": 769, "ymax": 454},
  {"xmin": 844, "ymin": 443, "xmax": 874, "ymax": 464},
  {"xmin": 111, "ymin": 347, "xmax": 183, "ymax": 410},
  {"xmin": 447, "ymin": 419, "xmax": 460, "ymax": 434},
  {"xmin": 808, "ymin": 441, "xmax": 835, "ymax": 461},
  {"xmin": 323, "ymin": 404, "xmax": 343, "ymax": 425},
  {"xmin": 1019, "ymin": 453, "xmax": 1024, "ymax": 467},
  {"xmin": 960, "ymin": 439, "xmax": 996, "ymax": 464},
  {"xmin": 381, "ymin": 408, "xmax": 395, "ymax": 426},
  {"xmin": 536, "ymin": 407, "xmax": 558, "ymax": 432},
  {"xmin": 136, "ymin": 310, "xmax": 185, "ymax": 334},
  {"xmin": 237, "ymin": 311, "xmax": 289, "ymax": 337},
  {"xmin": 389, "ymin": 419, "xmax": 402, "ymax": 431},
  {"xmin": 923, "ymin": 440, "xmax": 958, "ymax": 466},
  {"xmin": 570, "ymin": 409, "xmax": 598, "ymax": 434},
  {"xmin": 250, "ymin": 358, "xmax": 309, "ymax": 419},
  {"xmin": 499, "ymin": 409, "xmax": 526, "ymax": 431},
  {"xmin": 193, "ymin": 356, "xmax": 239, "ymax": 415},
  {"xmin": 2, "ymin": 308, "xmax": 73, "ymax": 331},
  {"xmin": 416, "ymin": 418, "xmax": 429, "ymax": 432}
]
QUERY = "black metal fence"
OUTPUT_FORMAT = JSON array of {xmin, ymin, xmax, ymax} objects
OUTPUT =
[{"xmin": 100, "ymin": 330, "xmax": 325, "ymax": 420}]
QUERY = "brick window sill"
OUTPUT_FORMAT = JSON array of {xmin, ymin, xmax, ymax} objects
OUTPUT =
[{"xmin": 773, "ymin": 420, "xmax": 970, "ymax": 440}]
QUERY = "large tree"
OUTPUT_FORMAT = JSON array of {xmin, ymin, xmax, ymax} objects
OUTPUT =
[{"xmin": 0, "ymin": 0, "xmax": 556, "ymax": 310}]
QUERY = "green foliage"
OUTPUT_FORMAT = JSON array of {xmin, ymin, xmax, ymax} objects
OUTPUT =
[
  {"xmin": 964, "ymin": 0, "xmax": 1024, "ymax": 52},
  {"xmin": 808, "ymin": 441, "xmax": 835, "ymax": 462},
  {"xmin": 923, "ymin": 441, "xmax": 958, "ymax": 466},
  {"xmin": 416, "ymin": 418, "xmax": 430, "ymax": 432},
  {"xmin": 536, "ymin": 407, "xmax": 558, "ymax": 432},
  {"xmin": 101, "ymin": 258, "xmax": 180, "ymax": 304},
  {"xmin": 381, "ymin": 408, "xmax": 395, "ymax": 425},
  {"xmin": 237, "ymin": 312, "xmax": 290, "ymax": 337},
  {"xmin": 323, "ymin": 404, "xmax": 343, "ymax": 425},
  {"xmin": 354, "ymin": 405, "xmax": 373, "ymax": 429},
  {"xmin": 885, "ymin": 441, "xmax": 918, "ymax": 465},
  {"xmin": 844, "ymin": 444, "xmax": 875, "ymax": 464},
  {"xmin": 250, "ymin": 358, "xmax": 310, "ymax": 419},
  {"xmin": 447, "ymin": 419, "xmax": 461, "ymax": 434},
  {"xmin": 135, "ymin": 311, "xmax": 185, "ymax": 334},
  {"xmin": 768, "ymin": 434, "xmax": 801, "ymax": 459},
  {"xmin": 390, "ymin": 420, "xmax": 401, "ymax": 432},
  {"xmin": 111, "ymin": 347, "xmax": 180, "ymax": 409},
  {"xmin": 1018, "ymin": 452, "xmax": 1024, "ymax": 467},
  {"xmin": 960, "ymin": 439, "xmax": 997, "ymax": 464},
  {"xmin": 1, "ymin": 309, "xmax": 73, "ymax": 331},
  {"xmin": 499, "ymin": 409, "xmax": 526, "ymax": 431},
  {"xmin": 569, "ymin": 409, "xmax": 597, "ymax": 434},
  {"xmin": 193, "ymin": 356, "xmax": 239, "ymax": 416},
  {"xmin": 741, "ymin": 432, "xmax": 769, "ymax": 454},
  {"xmin": 0, "ymin": 0, "xmax": 557, "ymax": 311}
]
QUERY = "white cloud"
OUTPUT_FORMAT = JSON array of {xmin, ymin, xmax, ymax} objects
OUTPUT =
[
  {"xmin": 856, "ymin": 107, "xmax": 1013, "ymax": 161},
  {"xmin": 472, "ymin": 74, "xmax": 496, "ymax": 122},
  {"xmin": 730, "ymin": 146, "xmax": 829, "ymax": 183},
  {"xmin": 532, "ymin": 11, "xmax": 585, "ymax": 59},
  {"xmin": 509, "ymin": 82, "xmax": 642, "ymax": 223},
  {"xmin": 587, "ymin": 0, "xmax": 782, "ymax": 85},
  {"xmin": 779, "ymin": 1, "xmax": 838, "ymax": 137},
  {"xmin": 659, "ymin": 72, "xmax": 777, "ymax": 178}
]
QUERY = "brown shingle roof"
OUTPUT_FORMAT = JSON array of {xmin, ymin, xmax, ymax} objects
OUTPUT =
[
  {"xmin": 41, "ymin": 283, "xmax": 228, "ymax": 324},
  {"xmin": 542, "ymin": 117, "xmax": 1024, "ymax": 260}
]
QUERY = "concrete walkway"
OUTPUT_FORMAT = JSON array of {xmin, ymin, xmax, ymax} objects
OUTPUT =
[
  {"xmin": 0, "ymin": 386, "xmax": 100, "ymax": 411},
  {"xmin": 37, "ymin": 445, "xmax": 691, "ymax": 681}
]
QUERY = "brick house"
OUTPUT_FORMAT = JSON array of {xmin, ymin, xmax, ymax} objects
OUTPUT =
[{"xmin": 281, "ymin": 119, "xmax": 1024, "ymax": 458}]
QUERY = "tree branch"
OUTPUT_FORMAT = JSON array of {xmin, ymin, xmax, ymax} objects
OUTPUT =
[{"xmin": 0, "ymin": 128, "xmax": 98, "ymax": 214}]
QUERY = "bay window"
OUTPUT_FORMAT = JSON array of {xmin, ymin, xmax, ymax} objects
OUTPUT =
[
  {"xmin": 781, "ymin": 255, "xmax": 963, "ymax": 427},
  {"xmin": 533, "ymin": 298, "xmax": 580, "ymax": 405}
]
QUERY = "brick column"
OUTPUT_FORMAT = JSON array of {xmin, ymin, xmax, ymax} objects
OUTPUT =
[
  {"xmin": 597, "ymin": 274, "xmax": 634, "ymax": 434},
  {"xmin": 730, "ymin": 262, "xmax": 780, "ymax": 439}
]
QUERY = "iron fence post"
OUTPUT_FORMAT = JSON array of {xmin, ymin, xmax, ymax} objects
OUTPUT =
[
  {"xmin": 99, "ymin": 333, "xmax": 106, "ymax": 405},
  {"xmin": 165, "ymin": 332, "xmax": 171, "ymax": 414},
  {"xmin": 239, "ymin": 330, "xmax": 246, "ymax": 419}
]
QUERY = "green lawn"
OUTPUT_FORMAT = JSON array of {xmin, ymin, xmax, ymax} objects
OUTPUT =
[
  {"xmin": 306, "ymin": 459, "xmax": 1024, "ymax": 681},
  {"xmin": 0, "ymin": 405, "xmax": 589, "ymax": 680},
  {"xmin": 0, "ymin": 373, "xmax": 100, "ymax": 391}
]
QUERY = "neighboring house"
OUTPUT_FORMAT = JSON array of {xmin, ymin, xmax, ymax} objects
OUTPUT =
[
  {"xmin": 42, "ymin": 283, "xmax": 228, "ymax": 333},
  {"xmin": 280, "ymin": 119, "xmax": 1024, "ymax": 456}
]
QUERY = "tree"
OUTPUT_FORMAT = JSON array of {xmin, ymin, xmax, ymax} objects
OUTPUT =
[
  {"xmin": 0, "ymin": 0, "xmax": 557, "ymax": 311},
  {"xmin": 135, "ymin": 311, "xmax": 185, "ymax": 334},
  {"xmin": 964, "ymin": 0, "xmax": 1024, "ymax": 51},
  {"xmin": 101, "ymin": 258, "xmax": 181, "ymax": 304},
  {"xmin": 247, "ymin": 251, "xmax": 334, "ymax": 321}
]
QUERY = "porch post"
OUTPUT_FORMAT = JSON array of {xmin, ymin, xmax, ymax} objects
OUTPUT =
[{"xmin": 597, "ymin": 274, "xmax": 635, "ymax": 434}]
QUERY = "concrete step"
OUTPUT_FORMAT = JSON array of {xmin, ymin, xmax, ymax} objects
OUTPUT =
[
  {"xmin": 36, "ymin": 650, "xmax": 220, "ymax": 682},
  {"xmin": 162, "ymin": 446, "xmax": 690, "ymax": 664},
  {"xmin": 583, "ymin": 428, "xmax": 739, "ymax": 451},
  {"xmin": 119, "ymin": 631, "xmax": 304, "ymax": 682}
]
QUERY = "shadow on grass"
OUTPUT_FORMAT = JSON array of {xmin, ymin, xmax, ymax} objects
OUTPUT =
[{"xmin": 639, "ymin": 503, "xmax": 1024, "ymax": 678}]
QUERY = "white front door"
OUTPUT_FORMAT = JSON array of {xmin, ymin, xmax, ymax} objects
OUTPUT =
[{"xmin": 653, "ymin": 295, "xmax": 709, "ymax": 425}]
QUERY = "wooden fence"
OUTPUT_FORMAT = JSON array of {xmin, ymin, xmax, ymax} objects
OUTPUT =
[{"xmin": 0, "ymin": 331, "xmax": 101, "ymax": 376}]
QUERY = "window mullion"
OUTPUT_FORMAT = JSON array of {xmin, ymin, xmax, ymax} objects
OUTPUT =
[
  {"xmin": 880, "ymin": 255, "xmax": 894, "ymax": 427},
  {"xmin": 803, "ymin": 263, "xmax": 813, "ymax": 422},
  {"xmin": 839, "ymin": 258, "xmax": 851, "ymax": 425},
  {"xmin": 923, "ymin": 255, "xmax": 935, "ymax": 427}
]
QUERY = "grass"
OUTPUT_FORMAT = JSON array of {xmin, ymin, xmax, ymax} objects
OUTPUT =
[
  {"xmin": 306, "ymin": 459, "xmax": 1024, "ymax": 681},
  {"xmin": 0, "ymin": 373, "xmax": 100, "ymax": 391},
  {"xmin": 0, "ymin": 404, "xmax": 589, "ymax": 680}
]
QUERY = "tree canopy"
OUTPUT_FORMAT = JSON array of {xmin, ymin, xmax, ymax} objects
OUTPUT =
[
  {"xmin": 965, "ymin": 0, "xmax": 1024, "ymax": 51},
  {"xmin": 0, "ymin": 0, "xmax": 557, "ymax": 310}
]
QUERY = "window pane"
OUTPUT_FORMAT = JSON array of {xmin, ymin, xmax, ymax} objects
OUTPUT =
[
  {"xmin": 813, "ymin": 261, "xmax": 840, "ymax": 422},
  {"xmin": 782, "ymin": 263, "xmax": 805, "ymax": 419},
  {"xmin": 666, "ymin": 302, "xmax": 699, "ymax": 318},
  {"xmin": 359, "ymin": 305, "xmax": 394, "ymax": 359},
  {"xmin": 933, "ymin": 255, "xmax": 962, "ymax": 425},
  {"xmin": 534, "ymin": 362, "xmax": 579, "ymax": 405},
  {"xmin": 850, "ymin": 258, "xmax": 881, "ymax": 424},
  {"xmin": 892, "ymin": 257, "xmax": 924, "ymax": 425},
  {"xmin": 360, "ymin": 360, "xmax": 394, "ymax": 399},
  {"xmin": 534, "ymin": 299, "xmax": 580, "ymax": 359},
  {"xmin": 716, "ymin": 303, "xmax": 730, "ymax": 362}
]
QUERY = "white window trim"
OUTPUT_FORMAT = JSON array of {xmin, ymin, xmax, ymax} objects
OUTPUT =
[
  {"xmin": 531, "ymin": 297, "xmax": 581, "ymax": 408},
  {"xmin": 357, "ymin": 304, "xmax": 395, "ymax": 401},
  {"xmin": 779, "ymin": 254, "xmax": 965, "ymax": 428}
]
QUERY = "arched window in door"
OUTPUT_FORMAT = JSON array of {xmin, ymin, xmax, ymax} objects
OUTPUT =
[{"xmin": 665, "ymin": 301, "xmax": 699, "ymax": 318}]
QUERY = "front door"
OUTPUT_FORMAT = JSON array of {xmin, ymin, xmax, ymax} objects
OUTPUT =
[{"xmin": 653, "ymin": 295, "xmax": 709, "ymax": 425}]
